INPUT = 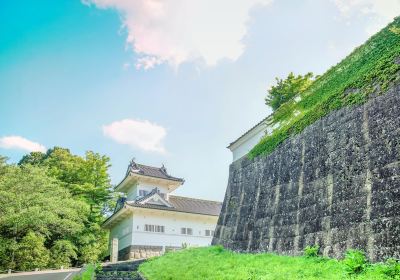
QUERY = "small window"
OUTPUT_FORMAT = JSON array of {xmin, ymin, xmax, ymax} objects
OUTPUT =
[
  {"xmin": 139, "ymin": 190, "xmax": 149, "ymax": 197},
  {"xmin": 205, "ymin": 230, "xmax": 215, "ymax": 236},
  {"xmin": 145, "ymin": 224, "xmax": 165, "ymax": 233},
  {"xmin": 181, "ymin": 227, "xmax": 193, "ymax": 235}
]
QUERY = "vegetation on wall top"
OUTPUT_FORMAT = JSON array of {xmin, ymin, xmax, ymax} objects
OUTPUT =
[
  {"xmin": 249, "ymin": 17, "xmax": 400, "ymax": 159},
  {"xmin": 265, "ymin": 72, "xmax": 314, "ymax": 111}
]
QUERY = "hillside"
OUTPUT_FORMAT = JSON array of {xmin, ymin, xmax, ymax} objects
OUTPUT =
[
  {"xmin": 139, "ymin": 247, "xmax": 399, "ymax": 280},
  {"xmin": 249, "ymin": 17, "xmax": 400, "ymax": 158}
]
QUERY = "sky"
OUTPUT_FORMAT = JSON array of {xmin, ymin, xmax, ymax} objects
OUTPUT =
[{"xmin": 1, "ymin": 0, "xmax": 399, "ymax": 201}]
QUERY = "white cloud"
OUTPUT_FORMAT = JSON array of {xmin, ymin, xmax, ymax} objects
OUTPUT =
[
  {"xmin": 332, "ymin": 0, "xmax": 400, "ymax": 34},
  {"xmin": 0, "ymin": 136, "xmax": 46, "ymax": 153},
  {"xmin": 103, "ymin": 118, "xmax": 167, "ymax": 153},
  {"xmin": 85, "ymin": 0, "xmax": 272, "ymax": 69}
]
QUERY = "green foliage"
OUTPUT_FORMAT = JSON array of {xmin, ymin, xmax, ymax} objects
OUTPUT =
[
  {"xmin": 96, "ymin": 270, "xmax": 139, "ymax": 278},
  {"xmin": 14, "ymin": 231, "xmax": 50, "ymax": 271},
  {"xmin": 50, "ymin": 240, "xmax": 78, "ymax": 268},
  {"xmin": 250, "ymin": 17, "xmax": 400, "ymax": 159},
  {"xmin": 0, "ymin": 164, "xmax": 87, "ymax": 270},
  {"xmin": 73, "ymin": 264, "xmax": 96, "ymax": 280},
  {"xmin": 342, "ymin": 249, "xmax": 368, "ymax": 275},
  {"xmin": 139, "ymin": 246, "xmax": 397, "ymax": 280},
  {"xmin": 0, "ymin": 146, "xmax": 113, "ymax": 271},
  {"xmin": 265, "ymin": 72, "xmax": 314, "ymax": 111},
  {"xmin": 304, "ymin": 245, "xmax": 320, "ymax": 258},
  {"xmin": 18, "ymin": 151, "xmax": 46, "ymax": 166},
  {"xmin": 75, "ymin": 223, "xmax": 109, "ymax": 264},
  {"xmin": 381, "ymin": 258, "xmax": 400, "ymax": 278}
]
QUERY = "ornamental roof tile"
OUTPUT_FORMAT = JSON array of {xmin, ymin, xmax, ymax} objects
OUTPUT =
[{"xmin": 126, "ymin": 159, "xmax": 184, "ymax": 183}]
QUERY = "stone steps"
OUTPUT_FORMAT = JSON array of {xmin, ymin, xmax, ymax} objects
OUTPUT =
[{"xmin": 96, "ymin": 260, "xmax": 145, "ymax": 280}]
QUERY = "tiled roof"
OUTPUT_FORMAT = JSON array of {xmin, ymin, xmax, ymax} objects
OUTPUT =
[
  {"xmin": 127, "ymin": 195, "xmax": 222, "ymax": 216},
  {"xmin": 126, "ymin": 160, "xmax": 184, "ymax": 183}
]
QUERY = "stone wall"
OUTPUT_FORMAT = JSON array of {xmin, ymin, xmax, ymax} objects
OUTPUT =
[
  {"xmin": 118, "ymin": 245, "xmax": 182, "ymax": 260},
  {"xmin": 213, "ymin": 84, "xmax": 400, "ymax": 261}
]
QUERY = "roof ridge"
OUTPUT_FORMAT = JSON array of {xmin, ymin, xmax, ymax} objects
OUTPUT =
[
  {"xmin": 169, "ymin": 195, "xmax": 221, "ymax": 203},
  {"xmin": 137, "ymin": 163, "xmax": 159, "ymax": 169}
]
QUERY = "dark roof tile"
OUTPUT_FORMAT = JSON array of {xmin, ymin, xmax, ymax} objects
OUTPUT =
[
  {"xmin": 126, "ymin": 160, "xmax": 184, "ymax": 182},
  {"xmin": 127, "ymin": 195, "xmax": 222, "ymax": 216}
]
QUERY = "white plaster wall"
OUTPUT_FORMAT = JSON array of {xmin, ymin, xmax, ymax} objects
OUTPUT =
[
  {"xmin": 130, "ymin": 210, "xmax": 218, "ymax": 247},
  {"xmin": 109, "ymin": 214, "xmax": 133, "ymax": 251},
  {"xmin": 231, "ymin": 128, "xmax": 266, "ymax": 162},
  {"xmin": 126, "ymin": 182, "xmax": 169, "ymax": 201},
  {"xmin": 126, "ymin": 185, "xmax": 138, "ymax": 201}
]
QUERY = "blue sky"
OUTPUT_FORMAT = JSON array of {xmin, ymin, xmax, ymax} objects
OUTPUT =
[{"xmin": 1, "ymin": 0, "xmax": 399, "ymax": 200}]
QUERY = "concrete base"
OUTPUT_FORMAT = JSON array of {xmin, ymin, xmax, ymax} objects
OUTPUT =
[{"xmin": 118, "ymin": 245, "xmax": 182, "ymax": 261}]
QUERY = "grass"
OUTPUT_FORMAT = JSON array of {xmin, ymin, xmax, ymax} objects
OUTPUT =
[
  {"xmin": 248, "ymin": 17, "xmax": 400, "ymax": 159},
  {"xmin": 139, "ymin": 246, "xmax": 399, "ymax": 280},
  {"xmin": 72, "ymin": 264, "xmax": 95, "ymax": 280}
]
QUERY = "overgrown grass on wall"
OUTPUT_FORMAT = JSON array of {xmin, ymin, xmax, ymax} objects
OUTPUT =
[
  {"xmin": 248, "ymin": 17, "xmax": 400, "ymax": 159},
  {"xmin": 139, "ymin": 246, "xmax": 400, "ymax": 280}
]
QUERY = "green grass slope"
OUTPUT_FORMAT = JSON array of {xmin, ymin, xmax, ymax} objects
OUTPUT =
[
  {"xmin": 139, "ymin": 247, "xmax": 398, "ymax": 280},
  {"xmin": 249, "ymin": 17, "xmax": 400, "ymax": 159}
]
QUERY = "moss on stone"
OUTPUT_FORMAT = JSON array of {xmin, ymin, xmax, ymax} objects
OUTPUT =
[{"xmin": 249, "ymin": 17, "xmax": 400, "ymax": 159}]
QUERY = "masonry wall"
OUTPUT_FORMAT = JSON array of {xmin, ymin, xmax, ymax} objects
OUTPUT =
[{"xmin": 213, "ymin": 84, "xmax": 400, "ymax": 262}]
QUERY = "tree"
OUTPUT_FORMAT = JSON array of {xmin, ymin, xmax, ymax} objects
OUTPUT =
[
  {"xmin": 0, "ymin": 156, "xmax": 8, "ymax": 177},
  {"xmin": 265, "ymin": 72, "xmax": 314, "ymax": 111},
  {"xmin": 14, "ymin": 231, "xmax": 50, "ymax": 271},
  {"xmin": 0, "ymin": 147, "xmax": 113, "ymax": 270},
  {"xmin": 50, "ymin": 240, "xmax": 77, "ymax": 268},
  {"xmin": 18, "ymin": 152, "xmax": 46, "ymax": 166},
  {"xmin": 0, "ymin": 164, "xmax": 87, "ymax": 270}
]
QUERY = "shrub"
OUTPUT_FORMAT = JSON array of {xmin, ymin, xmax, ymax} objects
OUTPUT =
[
  {"xmin": 213, "ymin": 245, "xmax": 224, "ymax": 253},
  {"xmin": 265, "ymin": 72, "xmax": 314, "ymax": 111},
  {"xmin": 342, "ymin": 249, "xmax": 368, "ymax": 275},
  {"xmin": 14, "ymin": 231, "xmax": 50, "ymax": 270},
  {"xmin": 95, "ymin": 263, "xmax": 102, "ymax": 274},
  {"xmin": 50, "ymin": 240, "xmax": 77, "ymax": 268},
  {"xmin": 304, "ymin": 245, "xmax": 320, "ymax": 258},
  {"xmin": 382, "ymin": 258, "xmax": 400, "ymax": 278},
  {"xmin": 73, "ymin": 264, "xmax": 95, "ymax": 280}
]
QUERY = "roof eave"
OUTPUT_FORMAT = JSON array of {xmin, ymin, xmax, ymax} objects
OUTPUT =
[
  {"xmin": 227, "ymin": 115, "xmax": 271, "ymax": 149},
  {"xmin": 126, "ymin": 204, "xmax": 220, "ymax": 217}
]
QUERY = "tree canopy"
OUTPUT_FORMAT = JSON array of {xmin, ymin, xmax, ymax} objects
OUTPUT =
[
  {"xmin": 265, "ymin": 72, "xmax": 314, "ymax": 111},
  {"xmin": 0, "ymin": 147, "xmax": 113, "ymax": 271}
]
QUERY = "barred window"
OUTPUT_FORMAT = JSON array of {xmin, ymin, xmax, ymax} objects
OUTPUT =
[
  {"xmin": 205, "ymin": 230, "xmax": 215, "ymax": 236},
  {"xmin": 181, "ymin": 227, "xmax": 193, "ymax": 235},
  {"xmin": 144, "ymin": 224, "xmax": 165, "ymax": 233}
]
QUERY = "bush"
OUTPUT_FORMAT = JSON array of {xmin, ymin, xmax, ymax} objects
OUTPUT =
[
  {"xmin": 14, "ymin": 231, "xmax": 50, "ymax": 271},
  {"xmin": 382, "ymin": 258, "xmax": 400, "ymax": 278},
  {"xmin": 50, "ymin": 240, "xmax": 77, "ymax": 268},
  {"xmin": 304, "ymin": 245, "xmax": 320, "ymax": 258},
  {"xmin": 265, "ymin": 72, "xmax": 314, "ymax": 111},
  {"xmin": 342, "ymin": 249, "xmax": 368, "ymax": 275},
  {"xmin": 73, "ymin": 264, "xmax": 95, "ymax": 280}
]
